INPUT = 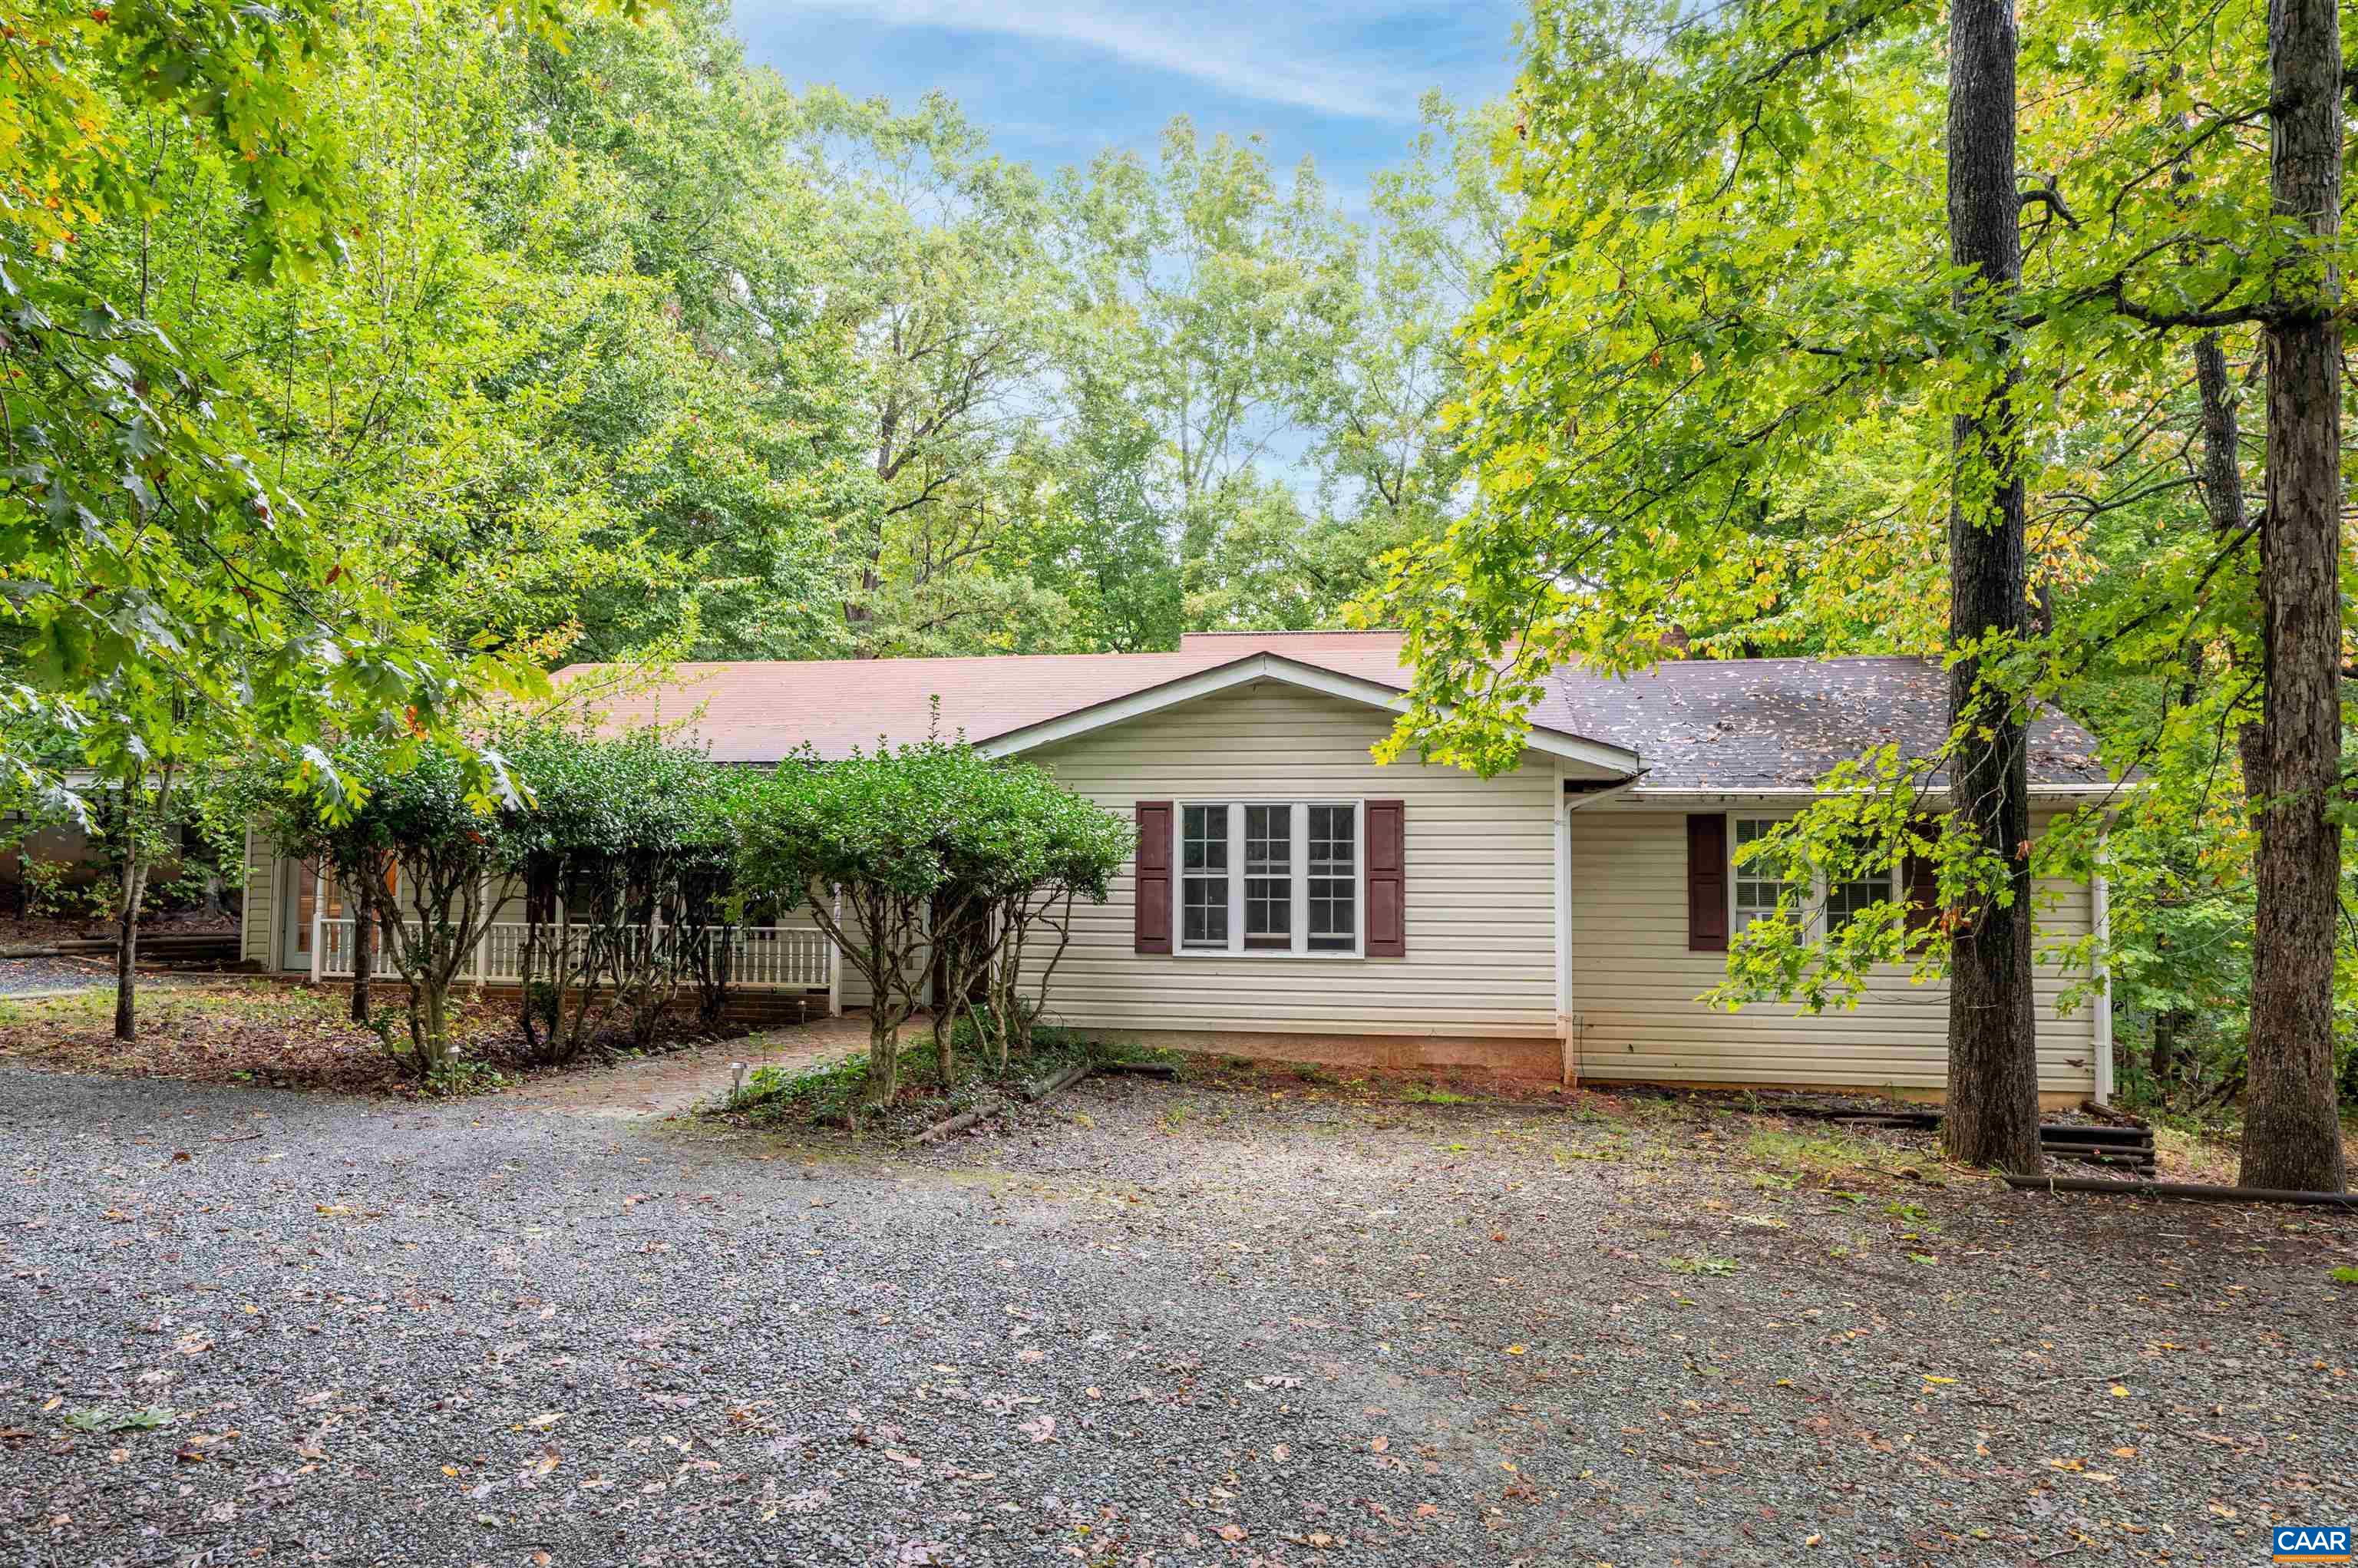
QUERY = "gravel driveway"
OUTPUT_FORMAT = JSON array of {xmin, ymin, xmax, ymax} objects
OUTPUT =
[
  {"xmin": 0, "ymin": 956, "xmax": 117, "ymax": 995},
  {"xmin": 1, "ymin": 1063, "xmax": 2349, "ymax": 1567}
]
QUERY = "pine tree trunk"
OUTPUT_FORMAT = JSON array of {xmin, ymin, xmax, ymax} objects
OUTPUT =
[
  {"xmin": 1940, "ymin": 0, "xmax": 2043, "ymax": 1174},
  {"xmin": 2243, "ymin": 0, "xmax": 2348, "ymax": 1193}
]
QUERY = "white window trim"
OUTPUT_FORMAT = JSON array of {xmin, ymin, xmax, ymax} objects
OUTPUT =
[
  {"xmin": 1172, "ymin": 797, "xmax": 1363, "ymax": 959},
  {"xmin": 1729, "ymin": 815, "xmax": 1895, "ymax": 936}
]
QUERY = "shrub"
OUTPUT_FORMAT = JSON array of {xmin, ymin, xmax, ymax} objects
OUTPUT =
[{"xmin": 735, "ymin": 739, "xmax": 1128, "ymax": 1122}]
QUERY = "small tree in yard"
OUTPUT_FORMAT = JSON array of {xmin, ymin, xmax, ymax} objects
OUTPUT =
[
  {"xmin": 973, "ymin": 774, "xmax": 1131, "ymax": 1066},
  {"xmin": 739, "ymin": 741, "xmax": 960, "ymax": 1117},
  {"xmin": 492, "ymin": 724, "xmax": 729, "ymax": 1063},
  {"xmin": 738, "ymin": 741, "xmax": 1128, "ymax": 1114},
  {"xmin": 262, "ymin": 742, "xmax": 504, "ymax": 1080}
]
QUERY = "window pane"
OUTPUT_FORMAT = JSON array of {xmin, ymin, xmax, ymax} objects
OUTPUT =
[
  {"xmin": 1245, "ymin": 878, "xmax": 1290, "ymax": 944},
  {"xmin": 1827, "ymin": 870, "xmax": 1891, "ymax": 933},
  {"xmin": 1182, "ymin": 876, "xmax": 1228, "ymax": 946},
  {"xmin": 1183, "ymin": 805, "xmax": 1227, "ymax": 871},
  {"xmin": 1732, "ymin": 818, "xmax": 1798, "ymax": 932},
  {"xmin": 1308, "ymin": 876, "xmax": 1354, "ymax": 950},
  {"xmin": 1309, "ymin": 805, "xmax": 1353, "ymax": 870},
  {"xmin": 1306, "ymin": 804, "xmax": 1356, "ymax": 950},
  {"xmin": 1244, "ymin": 805, "xmax": 1289, "ymax": 871}
]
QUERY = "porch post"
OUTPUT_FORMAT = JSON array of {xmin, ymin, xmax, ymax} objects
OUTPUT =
[
  {"xmin": 309, "ymin": 866, "xmax": 325, "ymax": 984},
  {"xmin": 827, "ymin": 885, "xmax": 844, "ymax": 1018},
  {"xmin": 474, "ymin": 873, "xmax": 490, "ymax": 984},
  {"xmin": 2091, "ymin": 862, "xmax": 2113, "ymax": 1106}
]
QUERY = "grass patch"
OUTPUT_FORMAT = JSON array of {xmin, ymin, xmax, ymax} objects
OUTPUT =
[
  {"xmin": 1402, "ymin": 1082, "xmax": 1475, "ymax": 1106},
  {"xmin": 1745, "ymin": 1128, "xmax": 1881, "ymax": 1182},
  {"xmin": 63, "ymin": 1404, "xmax": 177, "ymax": 1434},
  {"xmin": 1661, "ymin": 1254, "xmax": 1739, "ymax": 1277}
]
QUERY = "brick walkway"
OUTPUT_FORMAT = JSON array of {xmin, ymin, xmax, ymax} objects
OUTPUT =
[{"xmin": 495, "ymin": 1012, "xmax": 889, "ymax": 1118}]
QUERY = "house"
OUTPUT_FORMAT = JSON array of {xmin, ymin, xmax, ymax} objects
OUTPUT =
[{"xmin": 236, "ymin": 630, "xmax": 2119, "ymax": 1103}]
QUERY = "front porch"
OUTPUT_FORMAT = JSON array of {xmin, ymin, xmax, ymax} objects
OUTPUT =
[{"xmin": 305, "ymin": 916, "xmax": 839, "ymax": 1010}]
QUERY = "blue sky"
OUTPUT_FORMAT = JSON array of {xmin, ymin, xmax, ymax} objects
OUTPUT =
[{"xmin": 733, "ymin": 1, "xmax": 1527, "ymax": 206}]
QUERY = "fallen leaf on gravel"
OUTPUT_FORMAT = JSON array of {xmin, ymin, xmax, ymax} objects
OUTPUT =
[
  {"xmin": 2045, "ymin": 1457, "xmax": 2085, "ymax": 1473},
  {"xmin": 526, "ymin": 1412, "xmax": 565, "ymax": 1429},
  {"xmin": 1270, "ymin": 1443, "xmax": 1289, "ymax": 1461},
  {"xmin": 1805, "ymin": 1533, "xmax": 1822, "ymax": 1547},
  {"xmin": 2110, "ymin": 1446, "xmax": 2138, "ymax": 1458},
  {"xmin": 171, "ymin": 1150, "xmax": 191, "ymax": 1163},
  {"xmin": 1369, "ymin": 1434, "xmax": 1389, "ymax": 1453},
  {"xmin": 1415, "ymin": 1504, "xmax": 1439, "ymax": 1517},
  {"xmin": 2108, "ymin": 1385, "xmax": 2129, "ymax": 1398},
  {"xmin": 2208, "ymin": 1504, "xmax": 2238, "ymax": 1519},
  {"xmin": 1217, "ymin": 1524, "xmax": 1247, "ymax": 1543},
  {"xmin": 1504, "ymin": 1345, "xmax": 1527, "ymax": 1355},
  {"xmin": 173, "ymin": 1335, "xmax": 211, "ymax": 1356},
  {"xmin": 1019, "ymin": 1415, "xmax": 1056, "ymax": 1443},
  {"xmin": 315, "ymin": 1204, "xmax": 352, "ymax": 1216}
]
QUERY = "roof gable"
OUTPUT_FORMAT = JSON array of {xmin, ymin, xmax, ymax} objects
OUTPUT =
[{"xmin": 975, "ymin": 652, "xmax": 1639, "ymax": 775}]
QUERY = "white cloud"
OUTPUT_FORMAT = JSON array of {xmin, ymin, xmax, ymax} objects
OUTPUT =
[{"xmin": 777, "ymin": 0, "xmax": 1443, "ymax": 120}]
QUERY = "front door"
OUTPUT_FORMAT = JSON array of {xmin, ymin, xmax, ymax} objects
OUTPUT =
[{"xmin": 279, "ymin": 858, "xmax": 365, "ymax": 972}]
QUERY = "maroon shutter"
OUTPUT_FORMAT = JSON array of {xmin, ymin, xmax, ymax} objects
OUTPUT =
[
  {"xmin": 1364, "ymin": 799, "xmax": 1406, "ymax": 957},
  {"xmin": 1134, "ymin": 802, "xmax": 1172, "ymax": 954},
  {"xmin": 1903, "ymin": 819, "xmax": 1943, "ymax": 937},
  {"xmin": 1686, "ymin": 813, "xmax": 1729, "ymax": 952}
]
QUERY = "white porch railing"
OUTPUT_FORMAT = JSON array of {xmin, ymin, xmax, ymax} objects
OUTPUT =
[{"xmin": 315, "ymin": 919, "xmax": 831, "ymax": 990}]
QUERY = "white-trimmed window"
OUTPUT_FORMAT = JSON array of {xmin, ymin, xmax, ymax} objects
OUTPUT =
[
  {"xmin": 1731, "ymin": 818, "xmax": 1800, "ymax": 933},
  {"xmin": 1177, "ymin": 801, "xmax": 1360, "ymax": 956},
  {"xmin": 1733, "ymin": 817, "xmax": 1897, "ymax": 933},
  {"xmin": 1825, "ymin": 863, "xmax": 1895, "ymax": 933},
  {"xmin": 1181, "ymin": 804, "xmax": 1230, "ymax": 949}
]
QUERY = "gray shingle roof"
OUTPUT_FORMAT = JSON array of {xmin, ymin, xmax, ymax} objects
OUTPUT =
[{"xmin": 1527, "ymin": 656, "xmax": 2110, "ymax": 791}]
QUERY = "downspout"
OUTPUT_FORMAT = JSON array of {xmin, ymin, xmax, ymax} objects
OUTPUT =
[{"xmin": 2091, "ymin": 863, "xmax": 2113, "ymax": 1107}]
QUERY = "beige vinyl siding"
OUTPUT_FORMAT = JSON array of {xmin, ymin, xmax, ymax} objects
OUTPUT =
[
  {"xmin": 1568, "ymin": 810, "xmax": 2097, "ymax": 1093},
  {"xmin": 1025, "ymin": 680, "xmax": 1560, "ymax": 1039},
  {"xmin": 240, "ymin": 826, "xmax": 279, "ymax": 966}
]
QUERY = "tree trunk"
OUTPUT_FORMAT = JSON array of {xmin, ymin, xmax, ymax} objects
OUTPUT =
[
  {"xmin": 2150, "ymin": 1006, "xmax": 2185, "ymax": 1097},
  {"xmin": 2243, "ymin": 0, "xmax": 2348, "ymax": 1193},
  {"xmin": 350, "ymin": 900, "xmax": 374, "ymax": 1025},
  {"xmin": 113, "ymin": 850, "xmax": 142, "ymax": 1043},
  {"xmin": 2189, "ymin": 333, "xmax": 2274, "ymax": 804},
  {"xmin": 1940, "ymin": 0, "xmax": 2043, "ymax": 1174}
]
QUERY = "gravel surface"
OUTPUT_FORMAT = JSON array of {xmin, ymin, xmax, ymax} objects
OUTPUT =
[
  {"xmin": 0, "ymin": 956, "xmax": 118, "ymax": 995},
  {"xmin": 1, "ymin": 1065, "xmax": 2350, "ymax": 1567}
]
